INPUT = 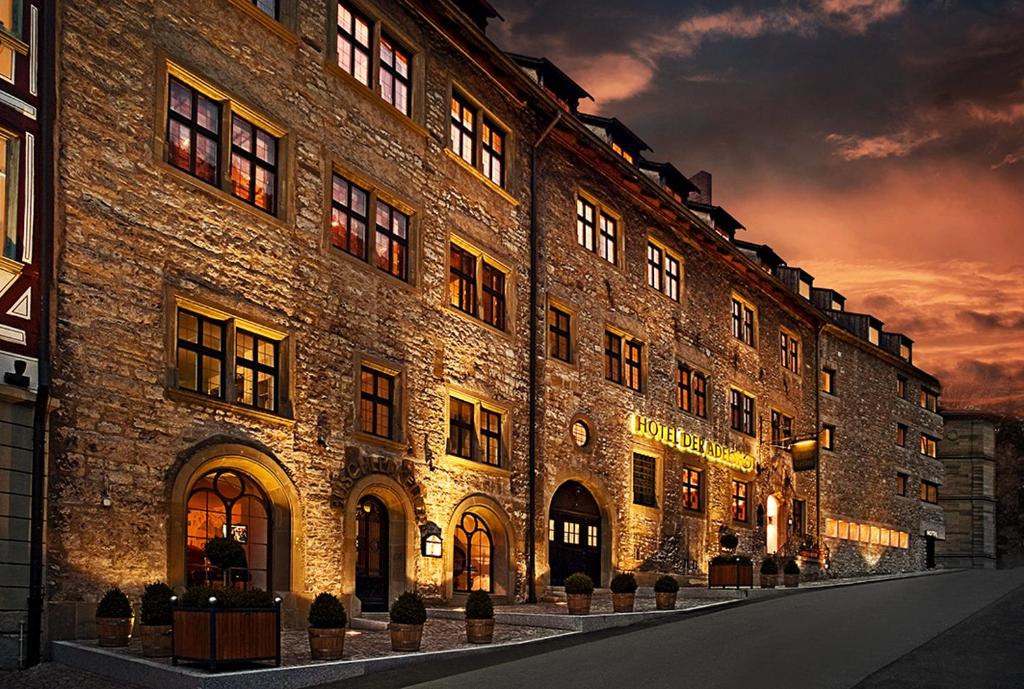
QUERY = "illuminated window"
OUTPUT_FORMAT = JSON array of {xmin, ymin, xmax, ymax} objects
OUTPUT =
[
  {"xmin": 379, "ymin": 35, "xmax": 411, "ymax": 116},
  {"xmin": 624, "ymin": 339, "xmax": 642, "ymax": 391},
  {"xmin": 859, "ymin": 524, "xmax": 870, "ymax": 544},
  {"xmin": 0, "ymin": 0, "xmax": 22, "ymax": 82},
  {"xmin": 374, "ymin": 200, "xmax": 409, "ymax": 280},
  {"xmin": 632, "ymin": 453, "xmax": 657, "ymax": 507},
  {"xmin": 605, "ymin": 329, "xmax": 643, "ymax": 391},
  {"xmin": 186, "ymin": 468, "xmax": 272, "ymax": 590},
  {"xmin": 448, "ymin": 240, "xmax": 507, "ymax": 331},
  {"xmin": 821, "ymin": 424, "xmax": 835, "ymax": 451},
  {"xmin": 176, "ymin": 309, "xmax": 225, "ymax": 400},
  {"xmin": 571, "ymin": 419, "xmax": 589, "ymax": 448},
  {"xmin": 677, "ymin": 365, "xmax": 691, "ymax": 413},
  {"xmin": 548, "ymin": 519, "xmax": 555, "ymax": 541},
  {"xmin": 359, "ymin": 366, "xmax": 394, "ymax": 439},
  {"xmin": 693, "ymin": 372, "xmax": 707, "ymax": 418},
  {"xmin": 896, "ymin": 423, "xmax": 908, "ymax": 447},
  {"xmin": 647, "ymin": 241, "xmax": 682, "ymax": 301},
  {"xmin": 481, "ymin": 119, "xmax": 505, "ymax": 187},
  {"xmin": 330, "ymin": 173, "xmax": 369, "ymax": 260},
  {"xmin": 681, "ymin": 468, "xmax": 701, "ymax": 511},
  {"xmin": 919, "ymin": 434, "xmax": 937, "ymax": 458},
  {"xmin": 448, "ymin": 397, "xmax": 475, "ymax": 459},
  {"xmin": 780, "ymin": 330, "xmax": 800, "ymax": 373},
  {"xmin": 896, "ymin": 472, "xmax": 908, "ymax": 497},
  {"xmin": 0, "ymin": 130, "xmax": 20, "ymax": 260},
  {"xmin": 896, "ymin": 375, "xmax": 906, "ymax": 399},
  {"xmin": 899, "ymin": 532, "xmax": 909, "ymax": 549},
  {"xmin": 821, "ymin": 367, "xmax": 836, "ymax": 395},
  {"xmin": 870, "ymin": 526, "xmax": 881, "ymax": 544},
  {"xmin": 447, "ymin": 395, "xmax": 506, "ymax": 467},
  {"xmin": 454, "ymin": 512, "xmax": 493, "ymax": 592},
  {"xmin": 587, "ymin": 525, "xmax": 598, "ymax": 548},
  {"xmin": 331, "ymin": 173, "xmax": 412, "ymax": 282},
  {"xmin": 732, "ymin": 481, "xmax": 748, "ymax": 522},
  {"xmin": 235, "ymin": 330, "xmax": 278, "ymax": 412},
  {"xmin": 848, "ymin": 522, "xmax": 858, "ymax": 541},
  {"xmin": 920, "ymin": 388, "xmax": 938, "ymax": 413},
  {"xmin": 548, "ymin": 305, "xmax": 573, "ymax": 363},
  {"xmin": 230, "ymin": 115, "xmax": 277, "ymax": 213},
  {"xmin": 825, "ymin": 518, "xmax": 837, "ymax": 538},
  {"xmin": 838, "ymin": 520, "xmax": 849, "ymax": 540},
  {"xmin": 771, "ymin": 410, "xmax": 793, "ymax": 448},
  {"xmin": 604, "ymin": 331, "xmax": 622, "ymax": 384},
  {"xmin": 167, "ymin": 78, "xmax": 221, "ymax": 185},
  {"xmin": 731, "ymin": 297, "xmax": 756, "ymax": 346},
  {"xmin": 730, "ymin": 389, "xmax": 755, "ymax": 436},
  {"xmin": 610, "ymin": 141, "xmax": 633, "ymax": 163},
  {"xmin": 450, "ymin": 92, "xmax": 475, "ymax": 165},
  {"xmin": 336, "ymin": 2, "xmax": 371, "ymax": 85},
  {"xmin": 449, "ymin": 91, "xmax": 508, "ymax": 188},
  {"xmin": 920, "ymin": 480, "xmax": 938, "ymax": 504},
  {"xmin": 868, "ymin": 326, "xmax": 880, "ymax": 345},
  {"xmin": 576, "ymin": 197, "xmax": 595, "ymax": 251},
  {"xmin": 563, "ymin": 521, "xmax": 580, "ymax": 545},
  {"xmin": 598, "ymin": 213, "xmax": 618, "ymax": 265}
]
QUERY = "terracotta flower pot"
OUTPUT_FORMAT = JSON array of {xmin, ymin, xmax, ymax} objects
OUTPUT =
[
  {"xmin": 309, "ymin": 627, "xmax": 345, "ymax": 660},
  {"xmin": 611, "ymin": 592, "xmax": 635, "ymax": 613},
  {"xmin": 760, "ymin": 574, "xmax": 777, "ymax": 589},
  {"xmin": 565, "ymin": 593, "xmax": 592, "ymax": 615},
  {"xmin": 784, "ymin": 574, "xmax": 800, "ymax": 588},
  {"xmin": 389, "ymin": 622, "xmax": 424, "ymax": 652},
  {"xmin": 96, "ymin": 617, "xmax": 132, "ymax": 647},
  {"xmin": 465, "ymin": 618, "xmax": 494, "ymax": 644},
  {"xmin": 655, "ymin": 591, "xmax": 677, "ymax": 610},
  {"xmin": 140, "ymin": 624, "xmax": 172, "ymax": 657}
]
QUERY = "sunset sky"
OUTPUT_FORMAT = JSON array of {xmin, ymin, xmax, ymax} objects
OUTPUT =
[{"xmin": 493, "ymin": 0, "xmax": 1024, "ymax": 414}]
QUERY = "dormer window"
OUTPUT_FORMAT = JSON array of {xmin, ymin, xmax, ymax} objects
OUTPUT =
[
  {"xmin": 798, "ymin": 279, "xmax": 812, "ymax": 299},
  {"xmin": 610, "ymin": 142, "xmax": 633, "ymax": 164},
  {"xmin": 868, "ymin": 326, "xmax": 880, "ymax": 345},
  {"xmin": 900, "ymin": 341, "xmax": 912, "ymax": 362}
]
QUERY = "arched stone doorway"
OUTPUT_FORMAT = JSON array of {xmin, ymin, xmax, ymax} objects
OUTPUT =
[
  {"xmin": 548, "ymin": 481, "xmax": 602, "ymax": 586},
  {"xmin": 766, "ymin": 494, "xmax": 780, "ymax": 554}
]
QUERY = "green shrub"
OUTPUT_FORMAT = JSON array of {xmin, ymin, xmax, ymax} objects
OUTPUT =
[
  {"xmin": 609, "ymin": 573, "xmax": 638, "ymax": 594},
  {"xmin": 96, "ymin": 588, "xmax": 133, "ymax": 619},
  {"xmin": 204, "ymin": 537, "xmax": 247, "ymax": 571},
  {"xmin": 178, "ymin": 586, "xmax": 276, "ymax": 609},
  {"xmin": 464, "ymin": 590, "xmax": 494, "ymax": 620},
  {"xmin": 308, "ymin": 592, "xmax": 346, "ymax": 628},
  {"xmin": 719, "ymin": 532, "xmax": 739, "ymax": 550},
  {"xmin": 654, "ymin": 575, "xmax": 679, "ymax": 593},
  {"xmin": 389, "ymin": 592, "xmax": 427, "ymax": 625},
  {"xmin": 563, "ymin": 572, "xmax": 594, "ymax": 595},
  {"xmin": 760, "ymin": 558, "xmax": 779, "ymax": 575},
  {"xmin": 140, "ymin": 582, "xmax": 174, "ymax": 625},
  {"xmin": 784, "ymin": 559, "xmax": 801, "ymax": 575}
]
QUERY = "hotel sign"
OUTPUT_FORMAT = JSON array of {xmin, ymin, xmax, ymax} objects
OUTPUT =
[{"xmin": 629, "ymin": 414, "xmax": 756, "ymax": 473}]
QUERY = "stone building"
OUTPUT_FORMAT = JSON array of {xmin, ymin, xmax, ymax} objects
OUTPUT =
[
  {"xmin": 937, "ymin": 411, "xmax": 997, "ymax": 568},
  {"xmin": 9, "ymin": 0, "xmax": 945, "ymax": 662}
]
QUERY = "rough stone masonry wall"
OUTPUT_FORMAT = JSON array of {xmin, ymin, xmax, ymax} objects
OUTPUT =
[
  {"xmin": 534, "ymin": 141, "xmax": 818, "ymax": 585},
  {"xmin": 819, "ymin": 329, "xmax": 943, "ymax": 575},
  {"xmin": 50, "ymin": 0, "xmax": 540, "ymax": 633}
]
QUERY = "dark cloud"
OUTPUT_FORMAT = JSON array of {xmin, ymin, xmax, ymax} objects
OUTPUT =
[{"xmin": 961, "ymin": 310, "xmax": 1024, "ymax": 331}]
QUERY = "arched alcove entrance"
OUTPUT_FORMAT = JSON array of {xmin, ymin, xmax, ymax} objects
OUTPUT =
[
  {"xmin": 766, "ymin": 495, "xmax": 780, "ymax": 554},
  {"xmin": 548, "ymin": 481, "xmax": 602, "ymax": 586},
  {"xmin": 355, "ymin": 496, "xmax": 389, "ymax": 612},
  {"xmin": 445, "ymin": 495, "xmax": 515, "ymax": 601}
]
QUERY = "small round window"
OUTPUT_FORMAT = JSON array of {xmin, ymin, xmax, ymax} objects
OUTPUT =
[{"xmin": 571, "ymin": 419, "xmax": 590, "ymax": 448}]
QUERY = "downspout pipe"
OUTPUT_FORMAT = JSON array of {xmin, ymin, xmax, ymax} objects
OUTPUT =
[
  {"xmin": 527, "ymin": 112, "xmax": 561, "ymax": 604},
  {"xmin": 814, "ymin": 322, "xmax": 823, "ymax": 568},
  {"xmin": 26, "ymin": 0, "xmax": 56, "ymax": 667}
]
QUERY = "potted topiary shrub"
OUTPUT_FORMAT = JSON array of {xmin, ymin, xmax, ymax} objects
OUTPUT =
[
  {"xmin": 563, "ymin": 572, "xmax": 594, "ymax": 615},
  {"xmin": 173, "ymin": 586, "xmax": 281, "ymax": 669},
  {"xmin": 760, "ymin": 557, "xmax": 779, "ymax": 589},
  {"xmin": 720, "ymin": 531, "xmax": 739, "ymax": 551},
  {"xmin": 140, "ymin": 582, "xmax": 174, "ymax": 657},
  {"xmin": 308, "ymin": 592, "xmax": 347, "ymax": 660},
  {"xmin": 203, "ymin": 537, "xmax": 248, "ymax": 587},
  {"xmin": 464, "ymin": 590, "xmax": 495, "ymax": 644},
  {"xmin": 783, "ymin": 558, "xmax": 801, "ymax": 587},
  {"xmin": 96, "ymin": 587, "xmax": 133, "ymax": 647},
  {"xmin": 653, "ymin": 575, "xmax": 679, "ymax": 610},
  {"xmin": 609, "ymin": 573, "xmax": 638, "ymax": 613},
  {"xmin": 389, "ymin": 592, "xmax": 427, "ymax": 652}
]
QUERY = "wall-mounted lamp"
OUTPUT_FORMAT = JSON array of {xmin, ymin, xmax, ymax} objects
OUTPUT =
[{"xmin": 420, "ymin": 521, "xmax": 442, "ymax": 558}]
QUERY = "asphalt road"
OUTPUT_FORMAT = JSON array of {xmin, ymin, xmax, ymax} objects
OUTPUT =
[{"xmin": 332, "ymin": 569, "xmax": 1024, "ymax": 689}]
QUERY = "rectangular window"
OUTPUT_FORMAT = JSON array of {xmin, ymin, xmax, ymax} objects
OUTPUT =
[
  {"xmin": 337, "ymin": 2, "xmax": 371, "ymax": 86},
  {"xmin": 896, "ymin": 423, "xmax": 908, "ymax": 447},
  {"xmin": 235, "ymin": 329, "xmax": 278, "ymax": 412},
  {"xmin": 480, "ymin": 407, "xmax": 502, "ymax": 466},
  {"xmin": 548, "ymin": 519, "xmax": 555, "ymax": 541},
  {"xmin": 167, "ymin": 78, "xmax": 221, "ymax": 185},
  {"xmin": 604, "ymin": 330, "xmax": 622, "ymax": 384},
  {"xmin": 447, "ymin": 241, "xmax": 508, "ymax": 331},
  {"xmin": 920, "ymin": 480, "xmax": 938, "ymax": 504},
  {"xmin": 647, "ymin": 241, "xmax": 682, "ymax": 301},
  {"xmin": 792, "ymin": 499, "xmax": 805, "ymax": 535},
  {"xmin": 677, "ymin": 365, "xmax": 691, "ymax": 413},
  {"xmin": 665, "ymin": 255, "xmax": 681, "ymax": 301},
  {"xmin": 576, "ymin": 196, "xmax": 596, "ymax": 251},
  {"xmin": 897, "ymin": 375, "xmax": 907, "ymax": 399},
  {"xmin": 822, "ymin": 367, "xmax": 835, "ymax": 395},
  {"xmin": 587, "ymin": 525, "xmax": 598, "ymax": 548},
  {"xmin": 732, "ymin": 480, "xmax": 748, "ymax": 522},
  {"xmin": 449, "ymin": 243, "xmax": 477, "ymax": 316},
  {"xmin": 731, "ymin": 297, "xmax": 755, "ymax": 346},
  {"xmin": 230, "ymin": 115, "xmax": 277, "ymax": 213},
  {"xmin": 374, "ymin": 200, "xmax": 409, "ymax": 280},
  {"xmin": 481, "ymin": 118, "xmax": 505, "ymax": 187},
  {"xmin": 920, "ymin": 388, "xmax": 938, "ymax": 413},
  {"xmin": 0, "ymin": 130, "xmax": 19, "ymax": 260},
  {"xmin": 821, "ymin": 424, "xmax": 835, "ymax": 451},
  {"xmin": 605, "ymin": 330, "xmax": 643, "ymax": 391},
  {"xmin": 624, "ymin": 339, "xmax": 643, "ymax": 392},
  {"xmin": 693, "ymin": 372, "xmax": 707, "ymax": 418},
  {"xmin": 448, "ymin": 397, "xmax": 475, "ymax": 459},
  {"xmin": 480, "ymin": 261, "xmax": 506, "ymax": 330},
  {"xmin": 598, "ymin": 213, "xmax": 617, "ymax": 265},
  {"xmin": 681, "ymin": 468, "xmax": 701, "ymax": 511},
  {"xmin": 730, "ymin": 389, "xmax": 755, "ymax": 436},
  {"xmin": 563, "ymin": 521, "xmax": 580, "ymax": 545},
  {"xmin": 771, "ymin": 410, "xmax": 793, "ymax": 449},
  {"xmin": 330, "ymin": 173, "xmax": 369, "ymax": 260},
  {"xmin": 647, "ymin": 243, "xmax": 663, "ymax": 293},
  {"xmin": 920, "ymin": 434, "xmax": 937, "ymax": 458},
  {"xmin": 249, "ymin": 0, "xmax": 278, "ymax": 19},
  {"xmin": 896, "ymin": 472, "xmax": 908, "ymax": 497},
  {"xmin": 548, "ymin": 305, "xmax": 572, "ymax": 363},
  {"xmin": 780, "ymin": 330, "xmax": 800, "ymax": 373},
  {"xmin": 632, "ymin": 453, "xmax": 657, "ymax": 507},
  {"xmin": 359, "ymin": 367, "xmax": 394, "ymax": 438},
  {"xmin": 378, "ymin": 34, "xmax": 411, "ymax": 116},
  {"xmin": 176, "ymin": 309, "xmax": 226, "ymax": 399},
  {"xmin": 0, "ymin": 0, "xmax": 20, "ymax": 81},
  {"xmin": 450, "ymin": 92, "xmax": 475, "ymax": 165}
]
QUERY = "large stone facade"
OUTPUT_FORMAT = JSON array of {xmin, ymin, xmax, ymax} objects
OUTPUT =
[{"xmin": 39, "ymin": 0, "xmax": 945, "ymax": 648}]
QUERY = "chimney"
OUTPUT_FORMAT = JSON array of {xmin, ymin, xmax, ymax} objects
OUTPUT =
[{"xmin": 688, "ymin": 170, "xmax": 712, "ymax": 205}]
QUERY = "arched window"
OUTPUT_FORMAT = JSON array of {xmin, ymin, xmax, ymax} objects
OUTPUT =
[
  {"xmin": 453, "ymin": 511, "xmax": 492, "ymax": 592},
  {"xmin": 186, "ymin": 468, "xmax": 271, "ymax": 589}
]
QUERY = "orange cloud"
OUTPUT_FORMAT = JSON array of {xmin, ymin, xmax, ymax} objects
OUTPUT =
[{"xmin": 825, "ymin": 129, "xmax": 942, "ymax": 160}]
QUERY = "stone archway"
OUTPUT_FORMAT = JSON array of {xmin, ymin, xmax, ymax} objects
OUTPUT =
[
  {"xmin": 445, "ymin": 494, "xmax": 516, "ymax": 602},
  {"xmin": 545, "ymin": 479, "xmax": 612, "ymax": 587}
]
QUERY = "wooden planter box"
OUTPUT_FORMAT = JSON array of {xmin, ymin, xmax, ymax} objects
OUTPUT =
[
  {"xmin": 172, "ymin": 603, "xmax": 281, "ymax": 670},
  {"xmin": 708, "ymin": 560, "xmax": 754, "ymax": 589}
]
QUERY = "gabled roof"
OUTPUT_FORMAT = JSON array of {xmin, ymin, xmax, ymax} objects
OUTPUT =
[
  {"xmin": 637, "ymin": 159, "xmax": 700, "ymax": 197},
  {"xmin": 576, "ymin": 113, "xmax": 652, "ymax": 154},
  {"xmin": 453, "ymin": 0, "xmax": 503, "ymax": 30},
  {"xmin": 506, "ymin": 53, "xmax": 592, "ymax": 108},
  {"xmin": 686, "ymin": 200, "xmax": 745, "ymax": 232}
]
